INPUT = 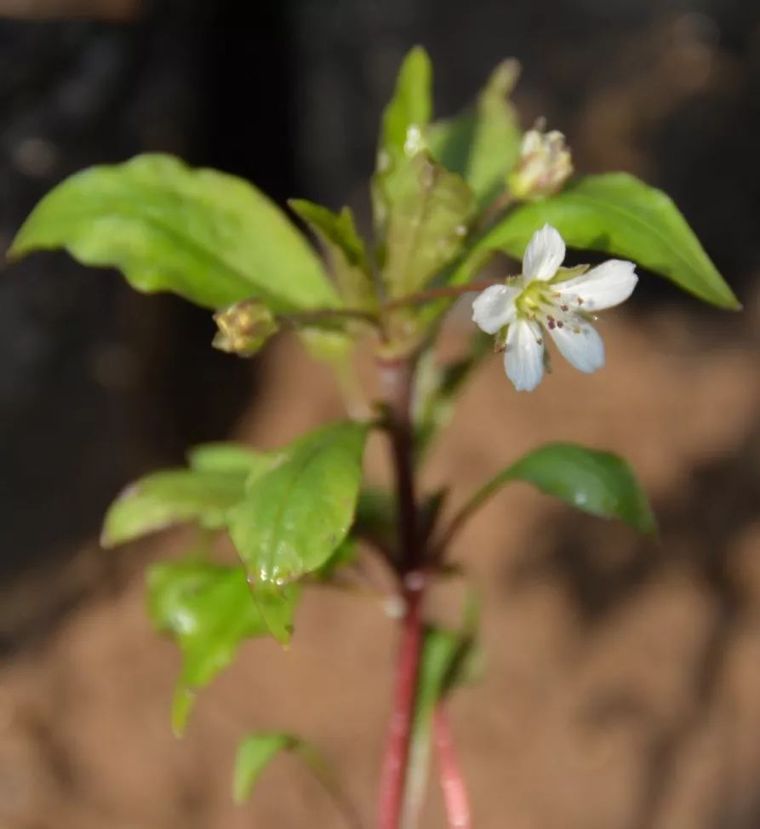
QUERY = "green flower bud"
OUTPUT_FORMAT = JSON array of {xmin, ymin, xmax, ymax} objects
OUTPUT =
[
  {"xmin": 508, "ymin": 129, "xmax": 573, "ymax": 200},
  {"xmin": 212, "ymin": 299, "xmax": 278, "ymax": 357}
]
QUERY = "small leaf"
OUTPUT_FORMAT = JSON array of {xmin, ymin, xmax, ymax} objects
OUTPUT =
[
  {"xmin": 429, "ymin": 59, "xmax": 522, "ymax": 208},
  {"xmin": 463, "ymin": 442, "xmax": 656, "ymax": 533},
  {"xmin": 229, "ymin": 421, "xmax": 369, "ymax": 585},
  {"xmin": 187, "ymin": 442, "xmax": 285, "ymax": 477},
  {"xmin": 147, "ymin": 561, "xmax": 300, "ymax": 734},
  {"xmin": 453, "ymin": 173, "xmax": 739, "ymax": 309},
  {"xmin": 383, "ymin": 154, "xmax": 474, "ymax": 297},
  {"xmin": 373, "ymin": 47, "xmax": 433, "ymax": 234},
  {"xmin": 101, "ymin": 469, "xmax": 247, "ymax": 547},
  {"xmin": 9, "ymin": 154, "xmax": 339, "ymax": 311},
  {"xmin": 289, "ymin": 199, "xmax": 376, "ymax": 310},
  {"xmin": 233, "ymin": 733, "xmax": 299, "ymax": 803}
]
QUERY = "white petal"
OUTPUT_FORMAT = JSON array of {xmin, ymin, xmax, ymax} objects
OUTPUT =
[
  {"xmin": 522, "ymin": 224, "xmax": 566, "ymax": 282},
  {"xmin": 556, "ymin": 259, "xmax": 637, "ymax": 311},
  {"xmin": 504, "ymin": 319, "xmax": 545, "ymax": 391},
  {"xmin": 548, "ymin": 318, "xmax": 605, "ymax": 374},
  {"xmin": 471, "ymin": 284, "xmax": 519, "ymax": 334}
]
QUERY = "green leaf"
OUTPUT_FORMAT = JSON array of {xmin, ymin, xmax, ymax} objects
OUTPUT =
[
  {"xmin": 429, "ymin": 59, "xmax": 522, "ymax": 208},
  {"xmin": 229, "ymin": 421, "xmax": 369, "ymax": 585},
  {"xmin": 413, "ymin": 331, "xmax": 492, "ymax": 460},
  {"xmin": 459, "ymin": 442, "xmax": 655, "ymax": 534},
  {"xmin": 101, "ymin": 468, "xmax": 248, "ymax": 547},
  {"xmin": 453, "ymin": 173, "xmax": 739, "ymax": 309},
  {"xmin": 147, "ymin": 561, "xmax": 300, "ymax": 734},
  {"xmin": 373, "ymin": 47, "xmax": 433, "ymax": 235},
  {"xmin": 9, "ymin": 153, "xmax": 339, "ymax": 311},
  {"xmin": 233, "ymin": 733, "xmax": 300, "ymax": 803},
  {"xmin": 289, "ymin": 199, "xmax": 376, "ymax": 310},
  {"xmin": 187, "ymin": 442, "xmax": 284, "ymax": 478},
  {"xmin": 378, "ymin": 46, "xmax": 432, "ymax": 173},
  {"xmin": 233, "ymin": 733, "xmax": 350, "ymax": 820},
  {"xmin": 383, "ymin": 154, "xmax": 474, "ymax": 297}
]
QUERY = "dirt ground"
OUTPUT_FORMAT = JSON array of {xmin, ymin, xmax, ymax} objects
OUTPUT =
[{"xmin": 2, "ymin": 294, "xmax": 760, "ymax": 829}]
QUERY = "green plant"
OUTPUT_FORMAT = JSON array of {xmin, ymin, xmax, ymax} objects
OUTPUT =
[{"xmin": 8, "ymin": 47, "xmax": 738, "ymax": 828}]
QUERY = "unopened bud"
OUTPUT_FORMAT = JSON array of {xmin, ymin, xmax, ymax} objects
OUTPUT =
[
  {"xmin": 212, "ymin": 299, "xmax": 278, "ymax": 357},
  {"xmin": 508, "ymin": 128, "xmax": 573, "ymax": 200}
]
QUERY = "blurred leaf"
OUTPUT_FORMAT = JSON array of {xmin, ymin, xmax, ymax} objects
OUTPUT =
[
  {"xmin": 147, "ymin": 561, "xmax": 300, "ymax": 734},
  {"xmin": 383, "ymin": 154, "xmax": 474, "ymax": 297},
  {"xmin": 460, "ymin": 442, "xmax": 656, "ymax": 533},
  {"xmin": 187, "ymin": 442, "xmax": 284, "ymax": 477},
  {"xmin": 351, "ymin": 487, "xmax": 397, "ymax": 553},
  {"xmin": 373, "ymin": 47, "xmax": 433, "ymax": 234},
  {"xmin": 9, "ymin": 154, "xmax": 339, "ymax": 311},
  {"xmin": 452, "ymin": 173, "xmax": 739, "ymax": 309},
  {"xmin": 229, "ymin": 421, "xmax": 369, "ymax": 585},
  {"xmin": 289, "ymin": 199, "xmax": 376, "ymax": 310},
  {"xmin": 233, "ymin": 733, "xmax": 301, "ymax": 803},
  {"xmin": 429, "ymin": 59, "xmax": 522, "ymax": 208},
  {"xmin": 101, "ymin": 469, "xmax": 246, "ymax": 547},
  {"xmin": 402, "ymin": 601, "xmax": 479, "ymax": 828},
  {"xmin": 413, "ymin": 331, "xmax": 492, "ymax": 460}
]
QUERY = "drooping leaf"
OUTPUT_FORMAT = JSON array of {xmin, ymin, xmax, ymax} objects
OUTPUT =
[
  {"xmin": 101, "ymin": 468, "xmax": 248, "ymax": 547},
  {"xmin": 9, "ymin": 154, "xmax": 339, "ymax": 311},
  {"xmin": 454, "ymin": 442, "xmax": 655, "ymax": 535},
  {"xmin": 429, "ymin": 59, "xmax": 522, "ymax": 208},
  {"xmin": 451, "ymin": 173, "xmax": 739, "ymax": 309},
  {"xmin": 229, "ymin": 421, "xmax": 369, "ymax": 585},
  {"xmin": 383, "ymin": 154, "xmax": 474, "ymax": 297},
  {"xmin": 233, "ymin": 732, "xmax": 352, "ymax": 823},
  {"xmin": 147, "ymin": 561, "xmax": 300, "ymax": 734},
  {"xmin": 289, "ymin": 199, "xmax": 376, "ymax": 310}
]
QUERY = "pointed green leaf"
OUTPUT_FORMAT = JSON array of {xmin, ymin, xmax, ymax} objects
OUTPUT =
[
  {"xmin": 459, "ymin": 442, "xmax": 655, "ymax": 533},
  {"xmin": 378, "ymin": 46, "xmax": 432, "ymax": 172},
  {"xmin": 233, "ymin": 733, "xmax": 299, "ymax": 803},
  {"xmin": 453, "ymin": 173, "xmax": 739, "ymax": 309},
  {"xmin": 187, "ymin": 442, "xmax": 285, "ymax": 478},
  {"xmin": 147, "ymin": 561, "xmax": 300, "ymax": 734},
  {"xmin": 9, "ymin": 153, "xmax": 339, "ymax": 311},
  {"xmin": 229, "ymin": 421, "xmax": 368, "ymax": 585},
  {"xmin": 289, "ymin": 199, "xmax": 376, "ymax": 310},
  {"xmin": 429, "ymin": 59, "xmax": 522, "ymax": 208},
  {"xmin": 383, "ymin": 154, "xmax": 474, "ymax": 297},
  {"xmin": 101, "ymin": 468, "xmax": 247, "ymax": 547}
]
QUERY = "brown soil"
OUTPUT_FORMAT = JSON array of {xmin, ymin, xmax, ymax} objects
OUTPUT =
[{"xmin": 2, "ymin": 298, "xmax": 760, "ymax": 829}]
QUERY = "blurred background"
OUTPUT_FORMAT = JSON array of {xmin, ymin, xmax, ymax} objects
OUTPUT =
[{"xmin": 1, "ymin": 0, "xmax": 760, "ymax": 826}]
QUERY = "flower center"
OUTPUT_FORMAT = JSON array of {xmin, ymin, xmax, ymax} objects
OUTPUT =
[{"xmin": 515, "ymin": 279, "xmax": 554, "ymax": 319}]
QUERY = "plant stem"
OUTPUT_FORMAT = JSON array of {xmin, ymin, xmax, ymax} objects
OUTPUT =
[
  {"xmin": 377, "ymin": 356, "xmax": 425, "ymax": 829},
  {"xmin": 433, "ymin": 704, "xmax": 472, "ymax": 829},
  {"xmin": 382, "ymin": 278, "xmax": 506, "ymax": 314}
]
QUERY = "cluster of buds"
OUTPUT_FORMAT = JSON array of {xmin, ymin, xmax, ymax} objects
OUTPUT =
[
  {"xmin": 508, "ymin": 127, "xmax": 573, "ymax": 201},
  {"xmin": 212, "ymin": 299, "xmax": 279, "ymax": 357}
]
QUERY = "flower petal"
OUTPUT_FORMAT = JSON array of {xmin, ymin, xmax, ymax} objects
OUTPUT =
[
  {"xmin": 504, "ymin": 319, "xmax": 545, "ymax": 391},
  {"xmin": 556, "ymin": 259, "xmax": 637, "ymax": 311},
  {"xmin": 522, "ymin": 224, "xmax": 566, "ymax": 282},
  {"xmin": 471, "ymin": 284, "xmax": 519, "ymax": 334},
  {"xmin": 548, "ymin": 318, "xmax": 605, "ymax": 374}
]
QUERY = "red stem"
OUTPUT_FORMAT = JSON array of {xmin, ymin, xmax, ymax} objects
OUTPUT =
[
  {"xmin": 377, "ymin": 582, "xmax": 424, "ymax": 829},
  {"xmin": 433, "ymin": 704, "xmax": 472, "ymax": 829}
]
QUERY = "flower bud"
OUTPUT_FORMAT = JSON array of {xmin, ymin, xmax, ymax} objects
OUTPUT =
[
  {"xmin": 212, "ymin": 299, "xmax": 278, "ymax": 357},
  {"xmin": 508, "ymin": 129, "xmax": 573, "ymax": 200}
]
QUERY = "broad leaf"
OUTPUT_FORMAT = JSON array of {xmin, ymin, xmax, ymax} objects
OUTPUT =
[
  {"xmin": 289, "ymin": 199, "xmax": 376, "ymax": 310},
  {"xmin": 229, "ymin": 421, "xmax": 368, "ymax": 585},
  {"xmin": 429, "ymin": 59, "xmax": 522, "ymax": 208},
  {"xmin": 383, "ymin": 154, "xmax": 474, "ymax": 297},
  {"xmin": 9, "ymin": 154, "xmax": 339, "ymax": 311},
  {"xmin": 147, "ymin": 561, "xmax": 300, "ymax": 734},
  {"xmin": 458, "ymin": 442, "xmax": 655, "ymax": 534},
  {"xmin": 101, "ymin": 468, "xmax": 247, "ymax": 547},
  {"xmin": 452, "ymin": 173, "xmax": 739, "ymax": 309}
]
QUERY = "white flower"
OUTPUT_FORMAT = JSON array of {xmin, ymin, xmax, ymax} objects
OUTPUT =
[{"xmin": 472, "ymin": 225, "xmax": 638, "ymax": 391}]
